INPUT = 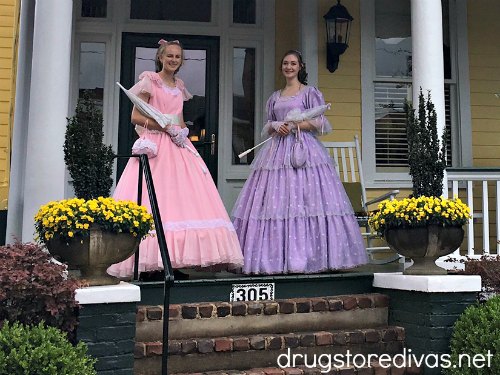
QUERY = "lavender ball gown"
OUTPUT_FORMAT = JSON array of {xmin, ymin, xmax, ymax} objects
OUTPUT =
[{"xmin": 231, "ymin": 86, "xmax": 367, "ymax": 274}]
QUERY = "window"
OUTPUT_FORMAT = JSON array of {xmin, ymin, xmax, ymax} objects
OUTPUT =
[
  {"xmin": 232, "ymin": 48, "xmax": 256, "ymax": 165},
  {"xmin": 233, "ymin": 0, "xmax": 256, "ymax": 24},
  {"xmin": 130, "ymin": 0, "xmax": 211, "ymax": 22},
  {"xmin": 81, "ymin": 0, "xmax": 107, "ymax": 18},
  {"xmin": 79, "ymin": 42, "xmax": 106, "ymax": 107},
  {"xmin": 363, "ymin": 0, "xmax": 457, "ymax": 183},
  {"xmin": 133, "ymin": 47, "xmax": 208, "ymax": 143}
]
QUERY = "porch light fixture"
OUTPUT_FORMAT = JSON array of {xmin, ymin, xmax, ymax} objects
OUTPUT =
[{"xmin": 323, "ymin": 0, "xmax": 353, "ymax": 73}]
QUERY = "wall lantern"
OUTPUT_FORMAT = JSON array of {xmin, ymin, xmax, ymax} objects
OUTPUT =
[{"xmin": 323, "ymin": 0, "xmax": 353, "ymax": 73}]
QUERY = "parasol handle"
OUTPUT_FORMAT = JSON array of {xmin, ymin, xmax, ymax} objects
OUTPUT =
[{"xmin": 238, "ymin": 137, "xmax": 273, "ymax": 159}]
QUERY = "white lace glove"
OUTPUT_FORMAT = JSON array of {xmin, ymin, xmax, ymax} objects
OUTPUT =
[
  {"xmin": 169, "ymin": 127, "xmax": 189, "ymax": 148},
  {"xmin": 271, "ymin": 121, "xmax": 285, "ymax": 132}
]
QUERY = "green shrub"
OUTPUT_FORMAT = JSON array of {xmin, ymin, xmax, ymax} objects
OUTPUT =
[
  {"xmin": 444, "ymin": 296, "xmax": 500, "ymax": 374},
  {"xmin": 405, "ymin": 89, "xmax": 447, "ymax": 197},
  {"xmin": 0, "ymin": 321, "xmax": 96, "ymax": 375},
  {"xmin": 0, "ymin": 242, "xmax": 81, "ymax": 336},
  {"xmin": 64, "ymin": 92, "xmax": 115, "ymax": 200}
]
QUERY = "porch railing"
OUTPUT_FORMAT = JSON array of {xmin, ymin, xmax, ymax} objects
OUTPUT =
[
  {"xmin": 116, "ymin": 154, "xmax": 173, "ymax": 375},
  {"xmin": 443, "ymin": 167, "xmax": 500, "ymax": 257}
]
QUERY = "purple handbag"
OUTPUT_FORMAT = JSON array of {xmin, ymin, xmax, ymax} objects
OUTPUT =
[{"xmin": 290, "ymin": 125, "xmax": 307, "ymax": 168}]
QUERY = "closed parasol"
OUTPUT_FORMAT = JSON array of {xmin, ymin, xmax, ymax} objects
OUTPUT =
[
  {"xmin": 117, "ymin": 82, "xmax": 208, "ymax": 173},
  {"xmin": 238, "ymin": 103, "xmax": 331, "ymax": 159}
]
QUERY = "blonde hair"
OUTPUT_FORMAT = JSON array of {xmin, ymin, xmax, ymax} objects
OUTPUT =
[{"xmin": 155, "ymin": 40, "xmax": 184, "ymax": 74}]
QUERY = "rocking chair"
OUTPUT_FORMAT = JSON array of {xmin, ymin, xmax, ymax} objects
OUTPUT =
[{"xmin": 322, "ymin": 135, "xmax": 401, "ymax": 264}]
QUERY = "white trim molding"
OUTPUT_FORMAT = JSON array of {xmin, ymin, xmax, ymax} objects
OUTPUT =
[
  {"xmin": 76, "ymin": 282, "xmax": 141, "ymax": 305},
  {"xmin": 373, "ymin": 272, "xmax": 481, "ymax": 293}
]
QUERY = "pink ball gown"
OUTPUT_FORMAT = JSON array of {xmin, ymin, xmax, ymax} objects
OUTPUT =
[{"xmin": 107, "ymin": 71, "xmax": 243, "ymax": 278}]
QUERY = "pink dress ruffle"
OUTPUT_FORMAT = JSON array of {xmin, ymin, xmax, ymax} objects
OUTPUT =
[{"xmin": 108, "ymin": 72, "xmax": 243, "ymax": 278}]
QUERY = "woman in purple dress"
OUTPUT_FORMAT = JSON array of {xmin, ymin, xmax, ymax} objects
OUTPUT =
[{"xmin": 232, "ymin": 50, "xmax": 367, "ymax": 274}]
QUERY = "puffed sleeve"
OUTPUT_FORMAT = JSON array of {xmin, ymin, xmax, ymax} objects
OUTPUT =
[
  {"xmin": 129, "ymin": 71, "xmax": 158, "ymax": 97},
  {"xmin": 260, "ymin": 91, "xmax": 283, "ymax": 138},
  {"xmin": 303, "ymin": 87, "xmax": 332, "ymax": 135},
  {"xmin": 175, "ymin": 78, "xmax": 193, "ymax": 101}
]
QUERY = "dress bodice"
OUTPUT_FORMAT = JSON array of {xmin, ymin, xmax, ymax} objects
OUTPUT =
[
  {"xmin": 271, "ymin": 89, "xmax": 310, "ymax": 122},
  {"xmin": 265, "ymin": 86, "xmax": 332, "ymax": 135},
  {"xmin": 130, "ymin": 71, "xmax": 192, "ymax": 120}
]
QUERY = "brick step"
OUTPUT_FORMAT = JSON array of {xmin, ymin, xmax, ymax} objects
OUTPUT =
[
  {"xmin": 170, "ymin": 362, "xmax": 423, "ymax": 375},
  {"xmin": 136, "ymin": 293, "xmax": 390, "ymax": 341},
  {"xmin": 134, "ymin": 326, "xmax": 405, "ymax": 374}
]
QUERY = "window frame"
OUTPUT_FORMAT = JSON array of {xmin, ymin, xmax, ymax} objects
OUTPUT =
[
  {"xmin": 75, "ymin": 0, "xmax": 112, "ymax": 21},
  {"xmin": 221, "ymin": 38, "xmax": 265, "ymax": 179},
  {"xmin": 360, "ymin": 0, "xmax": 472, "ymax": 188}
]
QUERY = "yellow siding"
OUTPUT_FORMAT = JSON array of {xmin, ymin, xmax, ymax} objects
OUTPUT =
[
  {"xmin": 318, "ymin": 0, "xmax": 362, "ymax": 145},
  {"xmin": 468, "ymin": 0, "xmax": 500, "ymax": 167},
  {"xmin": 0, "ymin": 0, "xmax": 18, "ymax": 210},
  {"xmin": 274, "ymin": 0, "xmax": 363, "ymax": 143}
]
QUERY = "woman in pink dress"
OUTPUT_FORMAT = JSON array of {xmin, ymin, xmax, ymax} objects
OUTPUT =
[{"xmin": 108, "ymin": 40, "xmax": 243, "ymax": 279}]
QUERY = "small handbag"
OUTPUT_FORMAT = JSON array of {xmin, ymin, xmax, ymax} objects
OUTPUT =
[
  {"xmin": 290, "ymin": 125, "xmax": 308, "ymax": 169},
  {"xmin": 132, "ymin": 120, "xmax": 158, "ymax": 158}
]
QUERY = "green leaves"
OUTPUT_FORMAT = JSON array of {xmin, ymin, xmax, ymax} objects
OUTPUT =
[
  {"xmin": 444, "ymin": 296, "xmax": 500, "ymax": 374},
  {"xmin": 0, "ymin": 322, "xmax": 97, "ymax": 375},
  {"xmin": 64, "ymin": 92, "xmax": 115, "ymax": 200},
  {"xmin": 405, "ymin": 89, "xmax": 447, "ymax": 198}
]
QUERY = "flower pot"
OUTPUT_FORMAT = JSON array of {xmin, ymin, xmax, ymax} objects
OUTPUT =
[
  {"xmin": 385, "ymin": 225, "xmax": 464, "ymax": 275},
  {"xmin": 47, "ymin": 227, "xmax": 140, "ymax": 286}
]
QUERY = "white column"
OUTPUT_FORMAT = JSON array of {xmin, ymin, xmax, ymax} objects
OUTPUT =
[
  {"xmin": 21, "ymin": 0, "xmax": 73, "ymax": 242},
  {"xmin": 411, "ymin": 0, "xmax": 446, "ymax": 140},
  {"xmin": 299, "ymin": 0, "xmax": 318, "ymax": 87}
]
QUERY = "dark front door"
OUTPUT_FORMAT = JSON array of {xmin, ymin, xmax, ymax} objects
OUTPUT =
[{"xmin": 118, "ymin": 32, "xmax": 220, "ymax": 180}]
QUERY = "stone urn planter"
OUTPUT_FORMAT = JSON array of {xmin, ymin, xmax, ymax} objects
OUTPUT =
[
  {"xmin": 385, "ymin": 225, "xmax": 464, "ymax": 275},
  {"xmin": 47, "ymin": 227, "xmax": 140, "ymax": 286}
]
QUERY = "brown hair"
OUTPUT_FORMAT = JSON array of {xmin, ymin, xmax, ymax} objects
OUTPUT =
[
  {"xmin": 280, "ymin": 49, "xmax": 308, "ymax": 85},
  {"xmin": 155, "ymin": 40, "xmax": 184, "ymax": 74}
]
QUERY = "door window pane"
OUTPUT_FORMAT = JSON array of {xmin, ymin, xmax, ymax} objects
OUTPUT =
[
  {"xmin": 133, "ymin": 47, "xmax": 207, "ymax": 143},
  {"xmin": 232, "ymin": 48, "xmax": 256, "ymax": 165},
  {"xmin": 79, "ymin": 42, "xmax": 105, "ymax": 108},
  {"xmin": 130, "ymin": 0, "xmax": 211, "ymax": 22},
  {"xmin": 233, "ymin": 0, "xmax": 256, "ymax": 24},
  {"xmin": 81, "ymin": 0, "xmax": 107, "ymax": 18}
]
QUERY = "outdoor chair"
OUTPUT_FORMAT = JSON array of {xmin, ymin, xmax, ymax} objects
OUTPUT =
[{"xmin": 322, "ymin": 135, "xmax": 401, "ymax": 264}]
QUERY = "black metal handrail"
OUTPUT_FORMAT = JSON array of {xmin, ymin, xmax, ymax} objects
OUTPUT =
[{"xmin": 116, "ymin": 154, "xmax": 173, "ymax": 375}]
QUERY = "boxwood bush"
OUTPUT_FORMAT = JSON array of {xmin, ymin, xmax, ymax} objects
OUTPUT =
[
  {"xmin": 444, "ymin": 295, "xmax": 500, "ymax": 374},
  {"xmin": 64, "ymin": 92, "xmax": 115, "ymax": 200},
  {"xmin": 0, "ymin": 321, "xmax": 96, "ymax": 375}
]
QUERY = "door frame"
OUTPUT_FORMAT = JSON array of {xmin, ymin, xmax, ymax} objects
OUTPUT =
[{"xmin": 118, "ymin": 32, "xmax": 220, "ymax": 180}]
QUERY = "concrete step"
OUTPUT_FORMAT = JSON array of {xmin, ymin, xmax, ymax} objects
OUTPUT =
[
  {"xmin": 134, "ymin": 326, "xmax": 405, "ymax": 374},
  {"xmin": 136, "ymin": 293, "xmax": 390, "ymax": 341}
]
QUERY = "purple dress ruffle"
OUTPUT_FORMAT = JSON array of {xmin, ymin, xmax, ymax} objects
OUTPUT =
[{"xmin": 231, "ymin": 86, "xmax": 368, "ymax": 274}]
